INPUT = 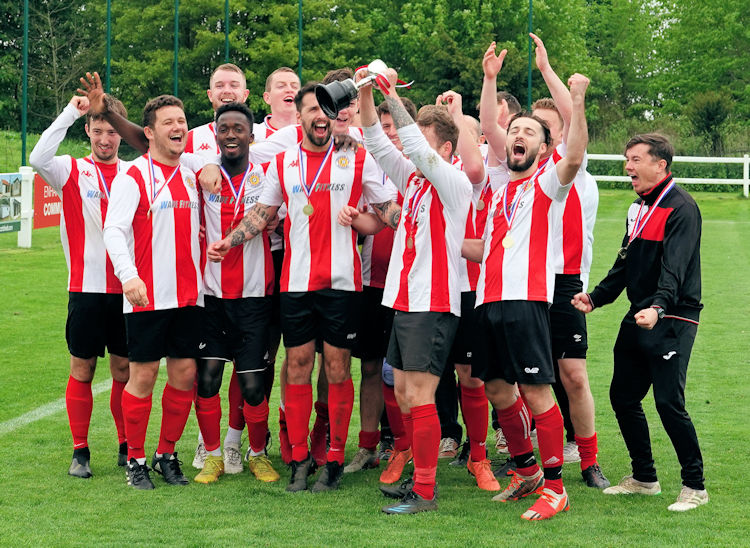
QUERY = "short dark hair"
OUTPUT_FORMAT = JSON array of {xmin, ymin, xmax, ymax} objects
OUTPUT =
[
  {"xmin": 507, "ymin": 111, "xmax": 551, "ymax": 146},
  {"xmin": 87, "ymin": 97, "xmax": 127, "ymax": 125},
  {"xmin": 625, "ymin": 133, "xmax": 674, "ymax": 171},
  {"xmin": 265, "ymin": 67, "xmax": 299, "ymax": 92},
  {"xmin": 322, "ymin": 68, "xmax": 354, "ymax": 85},
  {"xmin": 377, "ymin": 97, "xmax": 417, "ymax": 120},
  {"xmin": 294, "ymin": 81, "xmax": 318, "ymax": 112},
  {"xmin": 415, "ymin": 105, "xmax": 459, "ymax": 156},
  {"xmin": 215, "ymin": 102, "xmax": 255, "ymax": 127},
  {"xmin": 498, "ymin": 91, "xmax": 521, "ymax": 115},
  {"xmin": 142, "ymin": 95, "xmax": 184, "ymax": 128}
]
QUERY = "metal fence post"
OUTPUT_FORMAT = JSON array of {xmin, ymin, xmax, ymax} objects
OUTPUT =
[{"xmin": 744, "ymin": 154, "xmax": 749, "ymax": 198}]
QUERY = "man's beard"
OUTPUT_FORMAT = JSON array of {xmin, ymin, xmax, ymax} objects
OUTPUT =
[
  {"xmin": 304, "ymin": 121, "xmax": 332, "ymax": 147},
  {"xmin": 507, "ymin": 144, "xmax": 539, "ymax": 173}
]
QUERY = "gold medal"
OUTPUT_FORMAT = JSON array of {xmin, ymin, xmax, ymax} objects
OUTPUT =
[
  {"xmin": 303, "ymin": 203, "xmax": 314, "ymax": 216},
  {"xmin": 502, "ymin": 235, "xmax": 514, "ymax": 249},
  {"xmin": 476, "ymin": 199, "xmax": 485, "ymax": 212},
  {"xmin": 406, "ymin": 236, "xmax": 414, "ymax": 249}
]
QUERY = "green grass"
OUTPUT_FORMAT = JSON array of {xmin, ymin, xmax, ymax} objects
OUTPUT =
[{"xmin": 1, "ymin": 190, "xmax": 749, "ymax": 546}]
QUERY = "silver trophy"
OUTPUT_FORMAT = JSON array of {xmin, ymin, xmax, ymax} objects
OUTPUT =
[{"xmin": 315, "ymin": 60, "xmax": 389, "ymax": 119}]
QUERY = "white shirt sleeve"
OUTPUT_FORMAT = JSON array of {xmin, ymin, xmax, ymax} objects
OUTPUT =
[
  {"xmin": 361, "ymin": 151, "xmax": 395, "ymax": 205},
  {"xmin": 103, "ymin": 173, "xmax": 140, "ymax": 284},
  {"xmin": 397, "ymin": 123, "xmax": 472, "ymax": 210},
  {"xmin": 258, "ymin": 159, "xmax": 285, "ymax": 207},
  {"xmin": 487, "ymin": 164, "xmax": 510, "ymax": 193},
  {"xmin": 28, "ymin": 103, "xmax": 80, "ymax": 195},
  {"xmin": 538, "ymin": 163, "xmax": 571, "ymax": 202},
  {"xmin": 248, "ymin": 125, "xmax": 301, "ymax": 164},
  {"xmin": 179, "ymin": 152, "xmax": 209, "ymax": 172},
  {"xmin": 362, "ymin": 123, "xmax": 415, "ymax": 195}
]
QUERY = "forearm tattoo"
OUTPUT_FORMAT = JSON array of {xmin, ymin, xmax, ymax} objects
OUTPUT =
[
  {"xmin": 229, "ymin": 204, "xmax": 269, "ymax": 247},
  {"xmin": 372, "ymin": 200, "xmax": 402, "ymax": 230},
  {"xmin": 385, "ymin": 96, "xmax": 415, "ymax": 129}
]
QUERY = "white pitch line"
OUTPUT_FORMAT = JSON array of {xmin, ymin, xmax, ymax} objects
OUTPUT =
[{"xmin": 0, "ymin": 379, "xmax": 112, "ymax": 437}]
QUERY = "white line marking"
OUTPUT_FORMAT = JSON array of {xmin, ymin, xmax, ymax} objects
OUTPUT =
[{"xmin": 0, "ymin": 379, "xmax": 112, "ymax": 437}]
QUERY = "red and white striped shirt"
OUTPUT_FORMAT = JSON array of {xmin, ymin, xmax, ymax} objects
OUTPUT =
[
  {"xmin": 476, "ymin": 164, "xmax": 570, "ymax": 305},
  {"xmin": 361, "ymin": 175, "xmax": 401, "ymax": 288},
  {"xmin": 103, "ymin": 154, "xmax": 203, "ymax": 313},
  {"xmin": 28, "ymin": 104, "xmax": 124, "ymax": 294},
  {"xmin": 363, "ymin": 124, "xmax": 472, "ymax": 316},
  {"xmin": 185, "ymin": 122, "xmax": 220, "ymax": 157},
  {"xmin": 201, "ymin": 163, "xmax": 274, "ymax": 299},
  {"xmin": 259, "ymin": 143, "xmax": 392, "ymax": 292}
]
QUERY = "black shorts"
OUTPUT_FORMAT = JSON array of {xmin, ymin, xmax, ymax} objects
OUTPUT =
[
  {"xmin": 200, "ymin": 295, "xmax": 271, "ymax": 373},
  {"xmin": 386, "ymin": 310, "xmax": 459, "ymax": 376},
  {"xmin": 549, "ymin": 274, "xmax": 588, "ymax": 360},
  {"xmin": 353, "ymin": 286, "xmax": 394, "ymax": 361},
  {"xmin": 66, "ymin": 292, "xmax": 128, "ymax": 359},
  {"xmin": 270, "ymin": 248, "xmax": 284, "ymax": 328},
  {"xmin": 125, "ymin": 306, "xmax": 203, "ymax": 363},
  {"xmin": 473, "ymin": 300, "xmax": 555, "ymax": 385},
  {"xmin": 448, "ymin": 291, "xmax": 477, "ymax": 365},
  {"xmin": 280, "ymin": 289, "xmax": 362, "ymax": 349}
]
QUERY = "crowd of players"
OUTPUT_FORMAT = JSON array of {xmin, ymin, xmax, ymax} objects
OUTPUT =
[{"xmin": 30, "ymin": 33, "xmax": 708, "ymax": 519}]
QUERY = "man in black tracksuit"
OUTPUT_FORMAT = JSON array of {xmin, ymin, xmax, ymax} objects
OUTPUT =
[{"xmin": 572, "ymin": 133, "xmax": 708, "ymax": 512}]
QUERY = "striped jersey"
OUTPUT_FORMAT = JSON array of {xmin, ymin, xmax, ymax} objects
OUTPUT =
[
  {"xmin": 201, "ymin": 163, "xmax": 274, "ymax": 299},
  {"xmin": 103, "ymin": 154, "xmax": 203, "ymax": 313},
  {"xmin": 476, "ymin": 164, "xmax": 571, "ymax": 305},
  {"xmin": 259, "ymin": 143, "xmax": 392, "ymax": 292},
  {"xmin": 363, "ymin": 123, "xmax": 472, "ymax": 316},
  {"xmin": 28, "ymin": 103, "xmax": 124, "ymax": 294},
  {"xmin": 184, "ymin": 122, "xmax": 219, "ymax": 157},
  {"xmin": 361, "ymin": 175, "xmax": 401, "ymax": 288}
]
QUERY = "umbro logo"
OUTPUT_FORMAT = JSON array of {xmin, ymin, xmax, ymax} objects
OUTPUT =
[
  {"xmin": 346, "ymin": 333, "xmax": 357, "ymax": 340},
  {"xmin": 198, "ymin": 143, "xmax": 211, "ymax": 151},
  {"xmin": 524, "ymin": 367, "xmax": 539, "ymax": 374},
  {"xmin": 663, "ymin": 351, "xmax": 676, "ymax": 360},
  {"xmin": 198, "ymin": 342, "xmax": 207, "ymax": 349},
  {"xmin": 573, "ymin": 334, "xmax": 582, "ymax": 343}
]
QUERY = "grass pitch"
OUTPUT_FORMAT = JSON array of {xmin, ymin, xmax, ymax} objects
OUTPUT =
[{"xmin": 1, "ymin": 189, "xmax": 748, "ymax": 546}]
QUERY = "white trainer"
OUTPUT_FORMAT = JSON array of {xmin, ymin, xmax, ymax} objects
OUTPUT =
[
  {"xmin": 603, "ymin": 475, "xmax": 661, "ymax": 495},
  {"xmin": 438, "ymin": 437, "xmax": 459, "ymax": 459},
  {"xmin": 192, "ymin": 441, "xmax": 207, "ymax": 470},
  {"xmin": 223, "ymin": 442, "xmax": 244, "ymax": 474},
  {"xmin": 563, "ymin": 441, "xmax": 581, "ymax": 464},
  {"xmin": 667, "ymin": 486, "xmax": 709, "ymax": 512},
  {"xmin": 494, "ymin": 428, "xmax": 509, "ymax": 454}
]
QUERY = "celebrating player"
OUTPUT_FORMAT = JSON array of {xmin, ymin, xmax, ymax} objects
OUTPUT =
[{"xmin": 29, "ymin": 95, "xmax": 131, "ymax": 478}]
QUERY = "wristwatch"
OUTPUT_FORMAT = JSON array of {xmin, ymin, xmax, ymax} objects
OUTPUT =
[{"xmin": 650, "ymin": 305, "xmax": 666, "ymax": 320}]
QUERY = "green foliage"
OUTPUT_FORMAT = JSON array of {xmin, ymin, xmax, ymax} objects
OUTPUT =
[{"xmin": 687, "ymin": 91, "xmax": 733, "ymax": 155}]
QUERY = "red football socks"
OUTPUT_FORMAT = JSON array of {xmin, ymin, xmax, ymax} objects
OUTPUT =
[
  {"xmin": 410, "ymin": 404, "xmax": 439, "ymax": 500},
  {"xmin": 286, "ymin": 383, "xmax": 313, "ymax": 462},
  {"xmin": 460, "ymin": 384, "xmax": 489, "ymax": 462},
  {"xmin": 243, "ymin": 397, "xmax": 270, "ymax": 454},
  {"xmin": 497, "ymin": 397, "xmax": 538, "ymax": 476},
  {"xmin": 327, "ymin": 379, "xmax": 354, "ymax": 465},
  {"xmin": 66, "ymin": 376, "xmax": 93, "ymax": 449},
  {"xmin": 156, "ymin": 384, "xmax": 193, "ymax": 455},
  {"xmin": 534, "ymin": 404, "xmax": 565, "ymax": 494},
  {"xmin": 575, "ymin": 432, "xmax": 599, "ymax": 471},
  {"xmin": 121, "ymin": 389, "xmax": 152, "ymax": 460},
  {"xmin": 383, "ymin": 384, "xmax": 409, "ymax": 451},
  {"xmin": 359, "ymin": 430, "xmax": 380, "ymax": 451},
  {"xmin": 227, "ymin": 369, "xmax": 245, "ymax": 431},
  {"xmin": 110, "ymin": 379, "xmax": 127, "ymax": 445},
  {"xmin": 195, "ymin": 394, "xmax": 222, "ymax": 452}
]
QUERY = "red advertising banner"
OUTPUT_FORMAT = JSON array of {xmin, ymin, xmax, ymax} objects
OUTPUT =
[{"xmin": 33, "ymin": 174, "xmax": 62, "ymax": 229}]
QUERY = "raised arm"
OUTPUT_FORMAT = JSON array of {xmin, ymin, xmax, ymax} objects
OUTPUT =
[
  {"xmin": 479, "ymin": 42, "xmax": 509, "ymax": 163},
  {"xmin": 78, "ymin": 72, "xmax": 148, "ymax": 152},
  {"xmin": 530, "ymin": 33, "xmax": 573, "ymax": 141},
  {"xmin": 554, "ymin": 74, "xmax": 589, "ymax": 185},
  {"xmin": 436, "ymin": 90, "xmax": 485, "ymax": 184}
]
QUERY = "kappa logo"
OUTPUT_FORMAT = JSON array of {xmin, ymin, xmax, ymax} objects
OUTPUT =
[
  {"xmin": 663, "ymin": 351, "xmax": 677, "ymax": 360},
  {"xmin": 198, "ymin": 342, "xmax": 207, "ymax": 350},
  {"xmin": 81, "ymin": 170, "xmax": 93, "ymax": 178},
  {"xmin": 288, "ymin": 159, "xmax": 299, "ymax": 168},
  {"xmin": 198, "ymin": 143, "xmax": 211, "ymax": 151},
  {"xmin": 573, "ymin": 334, "xmax": 582, "ymax": 343},
  {"xmin": 524, "ymin": 367, "xmax": 540, "ymax": 374}
]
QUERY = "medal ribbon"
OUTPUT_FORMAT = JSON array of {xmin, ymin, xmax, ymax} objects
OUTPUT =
[
  {"xmin": 628, "ymin": 179, "xmax": 675, "ymax": 245},
  {"xmin": 501, "ymin": 165, "xmax": 542, "ymax": 232},
  {"xmin": 147, "ymin": 153, "xmax": 181, "ymax": 214},
  {"xmin": 405, "ymin": 180, "xmax": 429, "ymax": 244},
  {"xmin": 219, "ymin": 164, "xmax": 252, "ymax": 224},
  {"xmin": 85, "ymin": 156, "xmax": 120, "ymax": 200},
  {"xmin": 297, "ymin": 141, "xmax": 334, "ymax": 206}
]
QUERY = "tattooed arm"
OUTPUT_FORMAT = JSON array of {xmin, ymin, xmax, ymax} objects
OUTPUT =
[
  {"xmin": 371, "ymin": 200, "xmax": 402, "ymax": 230},
  {"xmin": 206, "ymin": 203, "xmax": 278, "ymax": 262}
]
